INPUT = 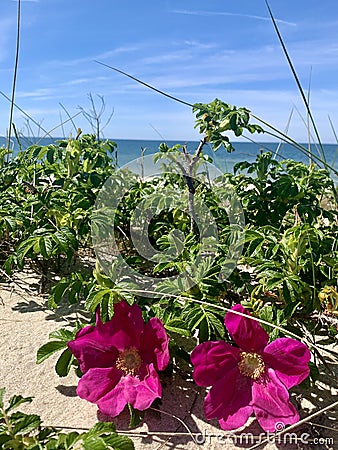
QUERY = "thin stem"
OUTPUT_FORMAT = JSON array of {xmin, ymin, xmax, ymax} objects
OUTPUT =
[
  {"xmin": 1, "ymin": 90, "xmax": 53, "ymax": 138},
  {"xmin": 127, "ymin": 288, "xmax": 338, "ymax": 363},
  {"xmin": 248, "ymin": 400, "xmax": 338, "ymax": 450},
  {"xmin": 252, "ymin": 113, "xmax": 338, "ymax": 176},
  {"xmin": 7, "ymin": 0, "xmax": 21, "ymax": 152},
  {"xmin": 0, "ymin": 405, "xmax": 14, "ymax": 436}
]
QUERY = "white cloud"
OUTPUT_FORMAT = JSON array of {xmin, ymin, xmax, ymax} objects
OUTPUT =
[
  {"xmin": 61, "ymin": 76, "xmax": 109, "ymax": 87},
  {"xmin": 16, "ymin": 88, "xmax": 56, "ymax": 99},
  {"xmin": 171, "ymin": 9, "xmax": 296, "ymax": 27}
]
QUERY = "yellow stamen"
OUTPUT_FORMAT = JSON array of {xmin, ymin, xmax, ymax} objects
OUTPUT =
[
  {"xmin": 238, "ymin": 352, "xmax": 265, "ymax": 380},
  {"xmin": 116, "ymin": 347, "xmax": 142, "ymax": 376}
]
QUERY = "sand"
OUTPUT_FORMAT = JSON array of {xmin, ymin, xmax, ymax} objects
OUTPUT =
[{"xmin": 0, "ymin": 270, "xmax": 337, "ymax": 449}]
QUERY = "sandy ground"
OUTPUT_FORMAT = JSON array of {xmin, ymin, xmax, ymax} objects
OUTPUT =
[{"xmin": 0, "ymin": 271, "xmax": 337, "ymax": 449}]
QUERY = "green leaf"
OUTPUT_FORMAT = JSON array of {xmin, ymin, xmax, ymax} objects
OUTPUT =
[
  {"xmin": 64, "ymin": 431, "xmax": 81, "ymax": 448},
  {"xmin": 83, "ymin": 436, "xmax": 108, "ymax": 450},
  {"xmin": 68, "ymin": 279, "xmax": 83, "ymax": 304},
  {"xmin": 48, "ymin": 281, "xmax": 70, "ymax": 308},
  {"xmin": 48, "ymin": 328, "xmax": 74, "ymax": 342},
  {"xmin": 36, "ymin": 341, "xmax": 67, "ymax": 364},
  {"xmin": 86, "ymin": 422, "xmax": 116, "ymax": 436},
  {"xmin": 55, "ymin": 348, "xmax": 74, "ymax": 377},
  {"xmin": 39, "ymin": 235, "xmax": 54, "ymax": 258},
  {"xmin": 12, "ymin": 413, "xmax": 41, "ymax": 435},
  {"xmin": 0, "ymin": 387, "xmax": 5, "ymax": 408},
  {"xmin": 6, "ymin": 395, "xmax": 33, "ymax": 413},
  {"xmin": 165, "ymin": 319, "xmax": 191, "ymax": 336},
  {"xmin": 0, "ymin": 435, "xmax": 12, "ymax": 447},
  {"xmin": 47, "ymin": 147, "xmax": 55, "ymax": 164},
  {"xmin": 85, "ymin": 289, "xmax": 113, "ymax": 313},
  {"xmin": 106, "ymin": 434, "xmax": 135, "ymax": 450},
  {"xmin": 16, "ymin": 238, "xmax": 37, "ymax": 266}
]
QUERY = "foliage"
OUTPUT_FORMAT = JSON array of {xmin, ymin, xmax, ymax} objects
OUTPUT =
[
  {"xmin": 0, "ymin": 387, "xmax": 134, "ymax": 449},
  {"xmin": 0, "ymin": 134, "xmax": 116, "ymax": 288},
  {"xmin": 1, "ymin": 97, "xmax": 337, "ymax": 442},
  {"xmin": 193, "ymin": 98, "xmax": 264, "ymax": 151},
  {"xmin": 28, "ymin": 104, "xmax": 337, "ymax": 374}
]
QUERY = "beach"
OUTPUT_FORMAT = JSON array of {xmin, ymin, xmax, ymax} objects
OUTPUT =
[{"xmin": 1, "ymin": 270, "xmax": 337, "ymax": 450}]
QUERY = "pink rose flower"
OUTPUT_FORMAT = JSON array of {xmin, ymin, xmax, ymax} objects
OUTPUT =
[
  {"xmin": 191, "ymin": 304, "xmax": 311, "ymax": 432},
  {"xmin": 68, "ymin": 301, "xmax": 170, "ymax": 417}
]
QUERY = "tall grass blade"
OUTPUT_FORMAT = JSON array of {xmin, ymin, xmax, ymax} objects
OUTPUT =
[
  {"xmin": 251, "ymin": 112, "xmax": 338, "ymax": 176},
  {"xmin": 328, "ymin": 114, "xmax": 338, "ymax": 168},
  {"xmin": 264, "ymin": 0, "xmax": 325, "ymax": 161},
  {"xmin": 7, "ymin": 0, "xmax": 21, "ymax": 153},
  {"xmin": 95, "ymin": 60, "xmax": 194, "ymax": 108}
]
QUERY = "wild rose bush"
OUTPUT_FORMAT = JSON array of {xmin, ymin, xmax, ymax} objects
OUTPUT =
[
  {"xmin": 31, "ymin": 100, "xmax": 336, "ymax": 445},
  {"xmin": 66, "ymin": 300, "xmax": 310, "ymax": 434}
]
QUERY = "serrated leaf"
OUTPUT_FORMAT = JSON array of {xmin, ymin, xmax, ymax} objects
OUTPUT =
[
  {"xmin": 165, "ymin": 319, "xmax": 191, "ymax": 337},
  {"xmin": 83, "ymin": 436, "xmax": 107, "ymax": 450},
  {"xmin": 36, "ymin": 341, "xmax": 67, "ymax": 364},
  {"xmin": 106, "ymin": 434, "xmax": 135, "ymax": 450},
  {"xmin": 85, "ymin": 289, "xmax": 112, "ymax": 313},
  {"xmin": 184, "ymin": 306, "xmax": 204, "ymax": 331},
  {"xmin": 49, "ymin": 328, "xmax": 74, "ymax": 342},
  {"xmin": 6, "ymin": 395, "xmax": 33, "ymax": 413},
  {"xmin": 11, "ymin": 412, "xmax": 41, "ymax": 435},
  {"xmin": 86, "ymin": 422, "xmax": 116, "ymax": 437}
]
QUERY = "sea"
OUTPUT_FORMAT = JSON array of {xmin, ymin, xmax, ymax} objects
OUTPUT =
[{"xmin": 1, "ymin": 137, "xmax": 338, "ymax": 180}]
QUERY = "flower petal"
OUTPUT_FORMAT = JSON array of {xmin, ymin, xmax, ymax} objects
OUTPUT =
[
  {"xmin": 68, "ymin": 332, "xmax": 119, "ymax": 374},
  {"xmin": 140, "ymin": 317, "xmax": 170, "ymax": 371},
  {"xmin": 191, "ymin": 341, "xmax": 240, "ymax": 387},
  {"xmin": 68, "ymin": 301, "xmax": 145, "ymax": 373},
  {"xmin": 96, "ymin": 301, "xmax": 145, "ymax": 351},
  {"xmin": 219, "ymin": 405, "xmax": 253, "ymax": 431},
  {"xmin": 76, "ymin": 367, "xmax": 121, "ymax": 403},
  {"xmin": 204, "ymin": 366, "xmax": 253, "ymax": 426},
  {"xmin": 252, "ymin": 368, "xmax": 299, "ymax": 432},
  {"xmin": 263, "ymin": 338, "xmax": 310, "ymax": 389},
  {"xmin": 98, "ymin": 363, "xmax": 162, "ymax": 416},
  {"xmin": 225, "ymin": 304, "xmax": 269, "ymax": 352}
]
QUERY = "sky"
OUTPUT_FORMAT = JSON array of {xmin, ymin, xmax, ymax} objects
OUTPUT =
[{"xmin": 1, "ymin": 0, "xmax": 338, "ymax": 143}]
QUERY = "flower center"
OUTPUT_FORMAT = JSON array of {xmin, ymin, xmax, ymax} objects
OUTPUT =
[
  {"xmin": 116, "ymin": 347, "xmax": 142, "ymax": 376},
  {"xmin": 238, "ymin": 352, "xmax": 265, "ymax": 380}
]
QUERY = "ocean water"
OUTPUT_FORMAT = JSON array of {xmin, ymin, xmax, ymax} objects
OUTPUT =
[{"xmin": 1, "ymin": 136, "xmax": 337, "ymax": 178}]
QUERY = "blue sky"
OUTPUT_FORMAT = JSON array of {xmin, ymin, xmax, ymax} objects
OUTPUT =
[{"xmin": 1, "ymin": 0, "xmax": 338, "ymax": 142}]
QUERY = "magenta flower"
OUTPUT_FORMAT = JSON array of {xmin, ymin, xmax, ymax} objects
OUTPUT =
[
  {"xmin": 191, "ymin": 304, "xmax": 311, "ymax": 432},
  {"xmin": 68, "ymin": 301, "xmax": 170, "ymax": 417}
]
